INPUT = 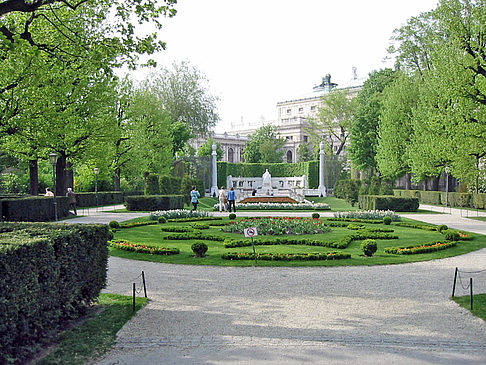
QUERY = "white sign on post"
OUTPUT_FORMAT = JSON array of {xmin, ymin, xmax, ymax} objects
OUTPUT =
[{"xmin": 244, "ymin": 227, "xmax": 258, "ymax": 238}]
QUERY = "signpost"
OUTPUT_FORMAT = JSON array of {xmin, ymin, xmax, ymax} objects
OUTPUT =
[{"xmin": 244, "ymin": 227, "xmax": 258, "ymax": 265}]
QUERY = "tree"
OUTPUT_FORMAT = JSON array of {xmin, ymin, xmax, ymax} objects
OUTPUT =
[
  {"xmin": 307, "ymin": 89, "xmax": 357, "ymax": 156},
  {"xmin": 348, "ymin": 69, "xmax": 397, "ymax": 174},
  {"xmin": 242, "ymin": 125, "xmax": 285, "ymax": 163},
  {"xmin": 376, "ymin": 71, "xmax": 420, "ymax": 183},
  {"xmin": 297, "ymin": 142, "xmax": 314, "ymax": 162},
  {"xmin": 150, "ymin": 62, "xmax": 219, "ymax": 140},
  {"xmin": 197, "ymin": 138, "xmax": 223, "ymax": 160}
]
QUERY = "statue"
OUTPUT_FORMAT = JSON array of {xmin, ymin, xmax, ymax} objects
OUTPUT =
[{"xmin": 262, "ymin": 169, "xmax": 272, "ymax": 188}]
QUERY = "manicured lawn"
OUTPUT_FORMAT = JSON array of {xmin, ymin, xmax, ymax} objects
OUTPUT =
[
  {"xmin": 37, "ymin": 294, "xmax": 147, "ymax": 365},
  {"xmin": 452, "ymin": 294, "xmax": 486, "ymax": 322},
  {"xmin": 109, "ymin": 216, "xmax": 486, "ymax": 267}
]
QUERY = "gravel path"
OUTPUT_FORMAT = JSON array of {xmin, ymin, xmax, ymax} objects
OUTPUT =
[{"xmin": 72, "ymin": 205, "xmax": 486, "ymax": 364}]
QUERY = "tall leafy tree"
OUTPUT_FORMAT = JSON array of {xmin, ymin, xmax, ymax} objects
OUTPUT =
[
  {"xmin": 348, "ymin": 69, "xmax": 397, "ymax": 174},
  {"xmin": 307, "ymin": 89, "xmax": 357, "ymax": 156},
  {"xmin": 197, "ymin": 138, "xmax": 223, "ymax": 160},
  {"xmin": 243, "ymin": 125, "xmax": 285, "ymax": 163}
]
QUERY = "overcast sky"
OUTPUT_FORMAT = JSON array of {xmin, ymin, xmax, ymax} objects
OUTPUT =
[{"xmin": 137, "ymin": 0, "xmax": 439, "ymax": 133}]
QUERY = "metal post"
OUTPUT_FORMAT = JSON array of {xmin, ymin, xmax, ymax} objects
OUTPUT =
[
  {"xmin": 94, "ymin": 168, "xmax": 99, "ymax": 209},
  {"xmin": 142, "ymin": 271, "xmax": 147, "ymax": 298},
  {"xmin": 251, "ymin": 236, "xmax": 257, "ymax": 265},
  {"xmin": 445, "ymin": 167, "xmax": 449, "ymax": 207},
  {"xmin": 452, "ymin": 267, "xmax": 458, "ymax": 297},
  {"xmin": 49, "ymin": 153, "xmax": 58, "ymax": 221},
  {"xmin": 133, "ymin": 283, "xmax": 136, "ymax": 313},
  {"xmin": 470, "ymin": 278, "xmax": 473, "ymax": 310}
]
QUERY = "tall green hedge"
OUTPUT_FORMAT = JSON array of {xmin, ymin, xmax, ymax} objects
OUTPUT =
[
  {"xmin": 2, "ymin": 196, "xmax": 70, "ymax": 221},
  {"xmin": 75, "ymin": 191, "xmax": 124, "ymax": 207},
  {"xmin": 217, "ymin": 161, "xmax": 319, "ymax": 188},
  {"xmin": 393, "ymin": 189, "xmax": 486, "ymax": 209},
  {"xmin": 125, "ymin": 195, "xmax": 184, "ymax": 211},
  {"xmin": 159, "ymin": 175, "xmax": 182, "ymax": 194},
  {"xmin": 359, "ymin": 195, "xmax": 419, "ymax": 212},
  {"xmin": 0, "ymin": 222, "xmax": 110, "ymax": 364}
]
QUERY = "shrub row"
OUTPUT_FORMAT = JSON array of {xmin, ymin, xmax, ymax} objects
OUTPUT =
[
  {"xmin": 120, "ymin": 221, "xmax": 159, "ymax": 228},
  {"xmin": 394, "ymin": 222, "xmax": 438, "ymax": 231},
  {"xmin": 393, "ymin": 189, "xmax": 486, "ymax": 209},
  {"xmin": 109, "ymin": 240, "xmax": 180, "ymax": 255},
  {"xmin": 0, "ymin": 222, "xmax": 110, "ymax": 364},
  {"xmin": 125, "ymin": 195, "xmax": 184, "ymax": 211},
  {"xmin": 385, "ymin": 241, "xmax": 456, "ymax": 255},
  {"xmin": 1, "ymin": 196, "xmax": 70, "ymax": 221},
  {"xmin": 160, "ymin": 226, "xmax": 194, "ymax": 233},
  {"xmin": 75, "ymin": 191, "xmax": 124, "ymax": 207},
  {"xmin": 221, "ymin": 251, "xmax": 351, "ymax": 261},
  {"xmin": 167, "ymin": 217, "xmax": 223, "ymax": 223},
  {"xmin": 358, "ymin": 195, "xmax": 419, "ymax": 212},
  {"xmin": 349, "ymin": 230, "xmax": 399, "ymax": 240},
  {"xmin": 223, "ymin": 236, "xmax": 353, "ymax": 249},
  {"xmin": 327, "ymin": 217, "xmax": 383, "ymax": 224}
]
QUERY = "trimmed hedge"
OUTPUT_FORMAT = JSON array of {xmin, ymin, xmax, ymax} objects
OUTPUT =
[
  {"xmin": 125, "ymin": 195, "xmax": 184, "ymax": 211},
  {"xmin": 163, "ymin": 232, "xmax": 225, "ymax": 241},
  {"xmin": 217, "ymin": 161, "xmax": 319, "ymax": 189},
  {"xmin": 222, "ymin": 251, "xmax": 351, "ymax": 261},
  {"xmin": 358, "ymin": 195, "xmax": 419, "ymax": 212},
  {"xmin": 0, "ymin": 222, "xmax": 110, "ymax": 364},
  {"xmin": 223, "ymin": 236, "xmax": 353, "ymax": 249},
  {"xmin": 75, "ymin": 191, "xmax": 124, "ymax": 207},
  {"xmin": 2, "ymin": 196, "xmax": 70, "ymax": 221},
  {"xmin": 393, "ymin": 189, "xmax": 486, "ymax": 209}
]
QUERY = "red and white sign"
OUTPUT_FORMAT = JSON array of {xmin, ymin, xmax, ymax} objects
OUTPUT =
[{"xmin": 244, "ymin": 227, "xmax": 258, "ymax": 238}]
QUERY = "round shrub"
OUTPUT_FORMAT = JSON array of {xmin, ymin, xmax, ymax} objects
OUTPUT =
[
  {"xmin": 443, "ymin": 230, "xmax": 460, "ymax": 241},
  {"xmin": 109, "ymin": 220, "xmax": 120, "ymax": 229},
  {"xmin": 383, "ymin": 216, "xmax": 392, "ymax": 225},
  {"xmin": 437, "ymin": 224, "xmax": 448, "ymax": 232},
  {"xmin": 190, "ymin": 223, "xmax": 210, "ymax": 230},
  {"xmin": 229, "ymin": 213, "xmax": 236, "ymax": 220},
  {"xmin": 312, "ymin": 212, "xmax": 320, "ymax": 219},
  {"xmin": 158, "ymin": 216, "xmax": 167, "ymax": 224},
  {"xmin": 191, "ymin": 242, "xmax": 208, "ymax": 257},
  {"xmin": 361, "ymin": 239, "xmax": 377, "ymax": 257}
]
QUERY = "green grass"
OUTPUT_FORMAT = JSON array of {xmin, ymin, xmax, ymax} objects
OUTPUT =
[
  {"xmin": 109, "ymin": 216, "xmax": 486, "ymax": 267},
  {"xmin": 452, "ymin": 294, "xmax": 486, "ymax": 322},
  {"xmin": 38, "ymin": 294, "xmax": 147, "ymax": 365},
  {"xmin": 469, "ymin": 216, "xmax": 486, "ymax": 222}
]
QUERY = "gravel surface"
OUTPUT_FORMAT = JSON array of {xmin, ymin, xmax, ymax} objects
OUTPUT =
[{"xmin": 84, "ymin": 205, "xmax": 486, "ymax": 364}]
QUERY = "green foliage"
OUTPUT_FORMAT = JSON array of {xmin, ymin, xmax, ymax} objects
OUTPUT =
[
  {"xmin": 109, "ymin": 240, "xmax": 179, "ymax": 255},
  {"xmin": 349, "ymin": 69, "xmax": 397, "ymax": 172},
  {"xmin": 243, "ymin": 125, "xmax": 285, "ymax": 163},
  {"xmin": 229, "ymin": 213, "xmax": 237, "ymax": 220},
  {"xmin": 383, "ymin": 217, "xmax": 392, "ymax": 225},
  {"xmin": 443, "ymin": 230, "xmax": 460, "ymax": 241},
  {"xmin": 333, "ymin": 179, "xmax": 360, "ymax": 206},
  {"xmin": 2, "ymin": 196, "xmax": 70, "ymax": 221},
  {"xmin": 312, "ymin": 212, "xmax": 320, "ymax": 219},
  {"xmin": 125, "ymin": 195, "xmax": 184, "ymax": 211},
  {"xmin": 191, "ymin": 242, "xmax": 209, "ymax": 257},
  {"xmin": 158, "ymin": 216, "xmax": 167, "ymax": 224},
  {"xmin": 0, "ymin": 222, "xmax": 110, "ymax": 364},
  {"xmin": 358, "ymin": 195, "xmax": 419, "ymax": 212},
  {"xmin": 222, "ymin": 252, "xmax": 351, "ymax": 261},
  {"xmin": 437, "ymin": 225, "xmax": 448, "ymax": 232},
  {"xmin": 109, "ymin": 221, "xmax": 121, "ymax": 229},
  {"xmin": 145, "ymin": 174, "xmax": 160, "ymax": 195},
  {"xmin": 297, "ymin": 142, "xmax": 314, "ymax": 162},
  {"xmin": 385, "ymin": 241, "xmax": 456, "ymax": 255},
  {"xmin": 197, "ymin": 138, "xmax": 224, "ymax": 160},
  {"xmin": 361, "ymin": 239, "xmax": 378, "ymax": 256}
]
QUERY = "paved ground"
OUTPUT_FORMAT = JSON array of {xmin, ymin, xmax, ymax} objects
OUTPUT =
[{"xmin": 67, "ymin": 205, "xmax": 486, "ymax": 364}]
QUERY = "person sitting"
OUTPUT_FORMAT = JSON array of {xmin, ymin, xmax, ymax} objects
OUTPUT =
[{"xmin": 44, "ymin": 188, "xmax": 54, "ymax": 197}]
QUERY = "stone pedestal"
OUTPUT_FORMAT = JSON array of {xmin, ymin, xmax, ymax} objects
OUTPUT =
[
  {"xmin": 210, "ymin": 144, "xmax": 218, "ymax": 197},
  {"xmin": 318, "ymin": 142, "xmax": 327, "ymax": 197}
]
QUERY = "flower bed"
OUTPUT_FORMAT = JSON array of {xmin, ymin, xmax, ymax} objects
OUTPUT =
[
  {"xmin": 333, "ymin": 210, "xmax": 401, "ymax": 221},
  {"xmin": 149, "ymin": 209, "xmax": 213, "ymax": 220},
  {"xmin": 239, "ymin": 196, "xmax": 299, "ymax": 204},
  {"xmin": 222, "ymin": 217, "xmax": 332, "ymax": 235},
  {"xmin": 109, "ymin": 240, "xmax": 180, "ymax": 255},
  {"xmin": 221, "ymin": 251, "xmax": 351, "ymax": 261},
  {"xmin": 384, "ymin": 241, "xmax": 456, "ymax": 254},
  {"xmin": 223, "ymin": 236, "xmax": 352, "ymax": 249},
  {"xmin": 213, "ymin": 202, "xmax": 330, "ymax": 211}
]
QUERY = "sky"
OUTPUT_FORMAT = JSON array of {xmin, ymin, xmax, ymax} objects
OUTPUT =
[{"xmin": 136, "ymin": 0, "xmax": 439, "ymax": 133}]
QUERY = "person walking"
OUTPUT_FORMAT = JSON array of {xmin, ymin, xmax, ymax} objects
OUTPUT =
[
  {"xmin": 227, "ymin": 186, "xmax": 236, "ymax": 212},
  {"xmin": 190, "ymin": 186, "xmax": 200, "ymax": 211},
  {"xmin": 66, "ymin": 187, "xmax": 77, "ymax": 215},
  {"xmin": 218, "ymin": 186, "xmax": 227, "ymax": 212}
]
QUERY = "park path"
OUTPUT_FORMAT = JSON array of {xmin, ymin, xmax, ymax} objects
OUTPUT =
[{"xmin": 66, "ymin": 205, "xmax": 486, "ymax": 364}]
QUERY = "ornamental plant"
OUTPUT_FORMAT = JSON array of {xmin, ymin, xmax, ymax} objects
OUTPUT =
[
  {"xmin": 222, "ymin": 217, "xmax": 331, "ymax": 236},
  {"xmin": 149, "ymin": 209, "xmax": 212, "ymax": 220},
  {"xmin": 334, "ymin": 210, "xmax": 401, "ymax": 221},
  {"xmin": 229, "ymin": 213, "xmax": 237, "ymax": 220},
  {"xmin": 361, "ymin": 239, "xmax": 377, "ymax": 257},
  {"xmin": 383, "ymin": 216, "xmax": 392, "ymax": 225},
  {"xmin": 109, "ymin": 220, "xmax": 120, "ymax": 229},
  {"xmin": 443, "ymin": 230, "xmax": 460, "ymax": 241},
  {"xmin": 312, "ymin": 212, "xmax": 320, "ymax": 219},
  {"xmin": 192, "ymin": 242, "xmax": 208, "ymax": 257}
]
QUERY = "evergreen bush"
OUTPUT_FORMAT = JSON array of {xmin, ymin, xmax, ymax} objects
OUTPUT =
[
  {"xmin": 361, "ymin": 239, "xmax": 377, "ymax": 256},
  {"xmin": 191, "ymin": 242, "xmax": 208, "ymax": 257},
  {"xmin": 383, "ymin": 216, "xmax": 392, "ymax": 225},
  {"xmin": 229, "ymin": 213, "xmax": 237, "ymax": 220}
]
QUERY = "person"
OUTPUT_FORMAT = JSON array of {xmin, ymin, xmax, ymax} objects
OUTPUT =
[
  {"xmin": 66, "ymin": 187, "xmax": 77, "ymax": 215},
  {"xmin": 190, "ymin": 186, "xmax": 200, "ymax": 211},
  {"xmin": 44, "ymin": 188, "xmax": 54, "ymax": 197},
  {"xmin": 227, "ymin": 186, "xmax": 236, "ymax": 212},
  {"xmin": 218, "ymin": 186, "xmax": 227, "ymax": 212}
]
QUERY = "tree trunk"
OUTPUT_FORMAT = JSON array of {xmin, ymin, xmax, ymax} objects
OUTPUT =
[
  {"xmin": 55, "ymin": 154, "xmax": 67, "ymax": 196},
  {"xmin": 29, "ymin": 159, "xmax": 38, "ymax": 195},
  {"xmin": 405, "ymin": 173, "xmax": 412, "ymax": 190},
  {"xmin": 114, "ymin": 167, "xmax": 121, "ymax": 191},
  {"xmin": 65, "ymin": 161, "xmax": 74, "ymax": 190}
]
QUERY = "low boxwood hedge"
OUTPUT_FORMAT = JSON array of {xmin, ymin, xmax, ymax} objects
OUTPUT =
[
  {"xmin": 109, "ymin": 240, "xmax": 180, "ymax": 255},
  {"xmin": 125, "ymin": 195, "xmax": 184, "ymax": 211},
  {"xmin": 385, "ymin": 241, "xmax": 456, "ymax": 255},
  {"xmin": 222, "ymin": 251, "xmax": 351, "ymax": 261},
  {"xmin": 358, "ymin": 195, "xmax": 419, "ymax": 212}
]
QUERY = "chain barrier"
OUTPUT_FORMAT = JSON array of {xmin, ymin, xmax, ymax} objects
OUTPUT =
[
  {"xmin": 107, "ymin": 273, "xmax": 142, "ymax": 284},
  {"xmin": 452, "ymin": 267, "xmax": 484, "ymax": 311}
]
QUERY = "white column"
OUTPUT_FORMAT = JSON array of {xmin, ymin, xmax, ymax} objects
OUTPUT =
[
  {"xmin": 211, "ymin": 144, "xmax": 218, "ymax": 197},
  {"xmin": 318, "ymin": 142, "xmax": 327, "ymax": 197}
]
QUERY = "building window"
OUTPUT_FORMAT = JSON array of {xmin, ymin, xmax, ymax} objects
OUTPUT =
[
  {"xmin": 286, "ymin": 150, "xmax": 293, "ymax": 163},
  {"xmin": 228, "ymin": 148, "xmax": 234, "ymax": 163},
  {"xmin": 303, "ymin": 135, "xmax": 308, "ymax": 143},
  {"xmin": 286, "ymin": 109, "xmax": 291, "ymax": 114},
  {"xmin": 310, "ymin": 105, "xmax": 316, "ymax": 111},
  {"xmin": 298, "ymin": 107, "xmax": 304, "ymax": 113}
]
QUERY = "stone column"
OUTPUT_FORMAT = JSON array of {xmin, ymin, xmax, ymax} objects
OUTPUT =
[
  {"xmin": 211, "ymin": 144, "xmax": 218, "ymax": 197},
  {"xmin": 318, "ymin": 142, "xmax": 327, "ymax": 197}
]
